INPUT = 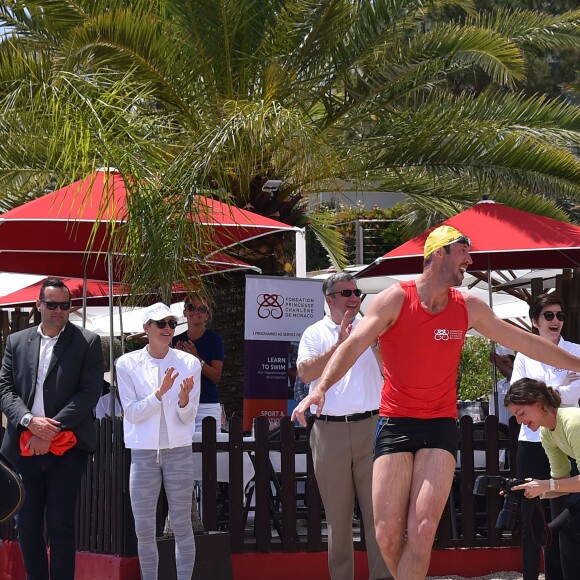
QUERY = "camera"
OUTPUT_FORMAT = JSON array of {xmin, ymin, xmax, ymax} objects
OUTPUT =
[{"xmin": 473, "ymin": 475, "xmax": 528, "ymax": 530}]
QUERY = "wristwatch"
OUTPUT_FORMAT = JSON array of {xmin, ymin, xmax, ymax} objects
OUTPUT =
[
  {"xmin": 200, "ymin": 359, "xmax": 206, "ymax": 369},
  {"xmin": 21, "ymin": 413, "xmax": 34, "ymax": 428}
]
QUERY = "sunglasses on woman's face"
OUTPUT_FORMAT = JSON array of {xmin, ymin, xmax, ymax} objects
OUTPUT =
[
  {"xmin": 151, "ymin": 319, "xmax": 178, "ymax": 329},
  {"xmin": 540, "ymin": 311, "xmax": 565, "ymax": 322},
  {"xmin": 185, "ymin": 304, "xmax": 209, "ymax": 314}
]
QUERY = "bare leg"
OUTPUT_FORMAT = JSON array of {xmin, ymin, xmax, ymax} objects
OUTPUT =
[
  {"xmin": 373, "ymin": 452, "xmax": 414, "ymax": 577},
  {"xmin": 397, "ymin": 448, "xmax": 456, "ymax": 579}
]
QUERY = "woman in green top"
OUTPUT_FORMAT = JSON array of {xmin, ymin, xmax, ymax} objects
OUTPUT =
[{"xmin": 505, "ymin": 378, "xmax": 580, "ymax": 580}]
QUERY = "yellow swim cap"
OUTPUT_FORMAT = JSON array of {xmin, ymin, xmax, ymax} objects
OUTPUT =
[{"xmin": 424, "ymin": 225, "xmax": 470, "ymax": 258}]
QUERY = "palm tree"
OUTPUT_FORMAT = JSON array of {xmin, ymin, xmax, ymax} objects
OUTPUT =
[{"xmin": 0, "ymin": 0, "xmax": 579, "ymax": 297}]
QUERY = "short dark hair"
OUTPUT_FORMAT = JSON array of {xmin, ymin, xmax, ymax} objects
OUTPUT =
[
  {"xmin": 503, "ymin": 377, "xmax": 561, "ymax": 410},
  {"xmin": 39, "ymin": 278, "xmax": 70, "ymax": 301},
  {"xmin": 322, "ymin": 272, "xmax": 355, "ymax": 296},
  {"xmin": 529, "ymin": 293, "xmax": 565, "ymax": 321}
]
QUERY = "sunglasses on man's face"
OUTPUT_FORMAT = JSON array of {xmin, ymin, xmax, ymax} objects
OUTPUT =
[
  {"xmin": 151, "ymin": 319, "xmax": 178, "ymax": 329},
  {"xmin": 326, "ymin": 289, "xmax": 362, "ymax": 298},
  {"xmin": 185, "ymin": 304, "xmax": 209, "ymax": 314},
  {"xmin": 452, "ymin": 235, "xmax": 472, "ymax": 246},
  {"xmin": 443, "ymin": 236, "xmax": 472, "ymax": 254},
  {"xmin": 540, "ymin": 311, "xmax": 565, "ymax": 322},
  {"xmin": 40, "ymin": 300, "xmax": 71, "ymax": 311}
]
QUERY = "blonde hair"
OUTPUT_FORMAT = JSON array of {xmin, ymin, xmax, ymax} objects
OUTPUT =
[{"xmin": 184, "ymin": 293, "xmax": 213, "ymax": 323}]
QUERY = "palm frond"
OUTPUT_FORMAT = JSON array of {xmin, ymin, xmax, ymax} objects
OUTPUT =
[
  {"xmin": 1, "ymin": 0, "xmax": 579, "ymax": 286},
  {"xmin": 307, "ymin": 209, "xmax": 348, "ymax": 269},
  {"xmin": 473, "ymin": 8, "xmax": 580, "ymax": 52}
]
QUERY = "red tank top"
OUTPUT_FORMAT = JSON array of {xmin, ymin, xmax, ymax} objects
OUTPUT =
[{"xmin": 379, "ymin": 280, "xmax": 468, "ymax": 419}]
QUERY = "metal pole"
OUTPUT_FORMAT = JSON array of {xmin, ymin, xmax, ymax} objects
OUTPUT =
[
  {"xmin": 488, "ymin": 257, "xmax": 500, "ymax": 417},
  {"xmin": 295, "ymin": 228, "xmax": 306, "ymax": 277},
  {"xmin": 108, "ymin": 252, "xmax": 116, "ymax": 419},
  {"xmin": 355, "ymin": 219, "xmax": 364, "ymax": 265},
  {"xmin": 82, "ymin": 269, "xmax": 88, "ymax": 328},
  {"xmin": 119, "ymin": 302, "xmax": 125, "ymax": 354}
]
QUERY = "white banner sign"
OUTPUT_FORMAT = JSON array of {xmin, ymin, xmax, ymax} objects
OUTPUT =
[{"xmin": 244, "ymin": 276, "xmax": 324, "ymax": 341}]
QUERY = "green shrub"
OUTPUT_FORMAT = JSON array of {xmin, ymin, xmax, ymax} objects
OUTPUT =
[
  {"xmin": 457, "ymin": 336, "xmax": 495, "ymax": 400},
  {"xmin": 100, "ymin": 336, "xmax": 124, "ymax": 371}
]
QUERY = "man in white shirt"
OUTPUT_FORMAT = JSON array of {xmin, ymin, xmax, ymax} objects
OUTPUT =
[
  {"xmin": 488, "ymin": 345, "xmax": 515, "ymax": 426},
  {"xmin": 297, "ymin": 273, "xmax": 391, "ymax": 580}
]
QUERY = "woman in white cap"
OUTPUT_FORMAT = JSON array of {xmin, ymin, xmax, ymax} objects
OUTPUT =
[
  {"xmin": 116, "ymin": 302, "xmax": 201, "ymax": 580},
  {"xmin": 511, "ymin": 293, "xmax": 580, "ymax": 580}
]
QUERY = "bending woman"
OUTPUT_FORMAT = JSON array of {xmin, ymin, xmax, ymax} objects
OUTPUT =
[
  {"xmin": 509, "ymin": 294, "xmax": 580, "ymax": 580},
  {"xmin": 117, "ymin": 303, "xmax": 200, "ymax": 580},
  {"xmin": 507, "ymin": 378, "xmax": 580, "ymax": 580}
]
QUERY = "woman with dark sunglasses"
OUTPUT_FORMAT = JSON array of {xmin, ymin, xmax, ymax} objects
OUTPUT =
[
  {"xmin": 173, "ymin": 294, "xmax": 225, "ymax": 433},
  {"xmin": 511, "ymin": 293, "xmax": 580, "ymax": 580},
  {"xmin": 116, "ymin": 302, "xmax": 201, "ymax": 580}
]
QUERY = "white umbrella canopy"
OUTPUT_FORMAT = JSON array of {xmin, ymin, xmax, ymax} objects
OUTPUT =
[
  {"xmin": 68, "ymin": 302, "xmax": 187, "ymax": 337},
  {"xmin": 356, "ymin": 273, "xmax": 531, "ymax": 333},
  {"xmin": 310, "ymin": 266, "xmax": 541, "ymax": 328},
  {"xmin": 0, "ymin": 273, "xmax": 46, "ymax": 298},
  {"xmin": 310, "ymin": 267, "xmax": 532, "ymax": 346},
  {"xmin": 491, "ymin": 268, "xmax": 562, "ymax": 290}
]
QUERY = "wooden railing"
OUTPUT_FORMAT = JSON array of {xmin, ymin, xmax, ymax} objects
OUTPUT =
[{"xmin": 0, "ymin": 413, "xmax": 522, "ymax": 556}]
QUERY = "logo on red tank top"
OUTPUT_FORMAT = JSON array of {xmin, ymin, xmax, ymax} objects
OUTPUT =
[{"xmin": 434, "ymin": 328, "xmax": 464, "ymax": 341}]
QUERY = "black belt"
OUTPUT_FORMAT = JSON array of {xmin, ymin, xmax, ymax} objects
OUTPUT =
[{"xmin": 317, "ymin": 409, "xmax": 379, "ymax": 423}]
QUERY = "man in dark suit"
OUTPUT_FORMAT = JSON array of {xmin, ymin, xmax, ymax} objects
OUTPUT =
[{"xmin": 0, "ymin": 278, "xmax": 103, "ymax": 580}]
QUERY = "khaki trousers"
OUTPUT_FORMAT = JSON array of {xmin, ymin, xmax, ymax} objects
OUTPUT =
[{"xmin": 310, "ymin": 415, "xmax": 392, "ymax": 580}]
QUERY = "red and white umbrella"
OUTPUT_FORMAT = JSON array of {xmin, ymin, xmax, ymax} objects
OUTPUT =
[
  {"xmin": 357, "ymin": 200, "xmax": 580, "ymax": 278},
  {"xmin": 0, "ymin": 249, "xmax": 260, "ymax": 283},
  {"xmin": 0, "ymin": 254, "xmax": 260, "ymax": 308},
  {"xmin": 0, "ymin": 169, "xmax": 277, "ymax": 414},
  {"xmin": 357, "ymin": 200, "xmax": 580, "ymax": 416},
  {"xmin": 0, "ymin": 169, "xmax": 295, "ymax": 279},
  {"xmin": 0, "ymin": 277, "xmax": 129, "ymax": 308}
]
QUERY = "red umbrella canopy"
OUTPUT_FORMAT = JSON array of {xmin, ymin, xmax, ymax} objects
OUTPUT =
[
  {"xmin": 0, "ymin": 249, "xmax": 260, "ymax": 281},
  {"xmin": 0, "ymin": 169, "xmax": 296, "ymax": 255},
  {"xmin": 0, "ymin": 255, "xmax": 260, "ymax": 306},
  {"xmin": 0, "ymin": 169, "xmax": 287, "ymax": 278},
  {"xmin": 192, "ymin": 196, "xmax": 298, "ymax": 253},
  {"xmin": 0, "ymin": 277, "xmax": 130, "ymax": 308},
  {"xmin": 357, "ymin": 201, "xmax": 580, "ymax": 278},
  {"xmin": 0, "ymin": 170, "xmax": 128, "ymax": 254}
]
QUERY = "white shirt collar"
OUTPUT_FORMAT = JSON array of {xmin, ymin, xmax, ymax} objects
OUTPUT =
[{"xmin": 37, "ymin": 324, "xmax": 65, "ymax": 340}]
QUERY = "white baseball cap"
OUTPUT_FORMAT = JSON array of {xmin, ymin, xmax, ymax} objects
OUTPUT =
[{"xmin": 142, "ymin": 302, "xmax": 178, "ymax": 324}]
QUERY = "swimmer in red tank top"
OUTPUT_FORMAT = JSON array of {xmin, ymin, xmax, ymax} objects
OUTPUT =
[{"xmin": 293, "ymin": 224, "xmax": 580, "ymax": 580}]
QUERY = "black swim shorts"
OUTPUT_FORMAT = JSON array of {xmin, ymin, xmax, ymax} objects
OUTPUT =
[{"xmin": 373, "ymin": 416, "xmax": 458, "ymax": 460}]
